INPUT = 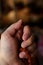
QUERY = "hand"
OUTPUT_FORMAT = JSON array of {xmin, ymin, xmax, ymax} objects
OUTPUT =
[
  {"xmin": 0, "ymin": 20, "xmax": 37, "ymax": 65},
  {"xmin": 19, "ymin": 26, "xmax": 37, "ymax": 65},
  {"xmin": 0, "ymin": 20, "xmax": 25, "ymax": 65}
]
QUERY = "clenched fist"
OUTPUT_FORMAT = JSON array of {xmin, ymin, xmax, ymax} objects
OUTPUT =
[{"xmin": 0, "ymin": 20, "xmax": 37, "ymax": 65}]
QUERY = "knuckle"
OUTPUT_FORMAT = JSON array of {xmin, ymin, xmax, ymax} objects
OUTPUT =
[
  {"xmin": 31, "ymin": 49, "xmax": 37, "ymax": 58},
  {"xmin": 27, "ymin": 43, "xmax": 36, "ymax": 53}
]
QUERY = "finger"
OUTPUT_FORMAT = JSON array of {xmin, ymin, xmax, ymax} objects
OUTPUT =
[
  {"xmin": 27, "ymin": 43, "xmax": 36, "ymax": 53},
  {"xmin": 19, "ymin": 52, "xmax": 26, "ymax": 58},
  {"xmin": 16, "ymin": 28, "xmax": 23, "ymax": 41},
  {"xmin": 22, "ymin": 26, "xmax": 31, "ymax": 41},
  {"xmin": 21, "ymin": 35, "xmax": 33, "ymax": 48},
  {"xmin": 31, "ymin": 49, "xmax": 37, "ymax": 58},
  {"xmin": 4, "ymin": 20, "xmax": 22, "ymax": 35}
]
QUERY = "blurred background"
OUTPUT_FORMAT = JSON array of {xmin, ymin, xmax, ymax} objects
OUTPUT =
[
  {"xmin": 0, "ymin": 0, "xmax": 43, "ymax": 29},
  {"xmin": 0, "ymin": 0, "xmax": 43, "ymax": 65}
]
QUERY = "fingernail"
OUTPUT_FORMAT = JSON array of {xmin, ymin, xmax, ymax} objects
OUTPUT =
[
  {"xmin": 19, "ymin": 52, "xmax": 26, "ymax": 58},
  {"xmin": 18, "ymin": 19, "xmax": 22, "ymax": 23},
  {"xmin": 21, "ymin": 42, "xmax": 26, "ymax": 48}
]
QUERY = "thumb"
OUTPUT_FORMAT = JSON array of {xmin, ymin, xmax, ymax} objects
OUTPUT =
[{"xmin": 4, "ymin": 20, "xmax": 22, "ymax": 36}]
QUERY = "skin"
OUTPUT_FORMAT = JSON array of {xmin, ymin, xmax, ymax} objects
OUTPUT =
[
  {"xmin": 0, "ymin": 20, "xmax": 36, "ymax": 65},
  {"xmin": 1, "ymin": 0, "xmax": 42, "ymax": 28},
  {"xmin": 1, "ymin": 0, "xmax": 43, "ymax": 65}
]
